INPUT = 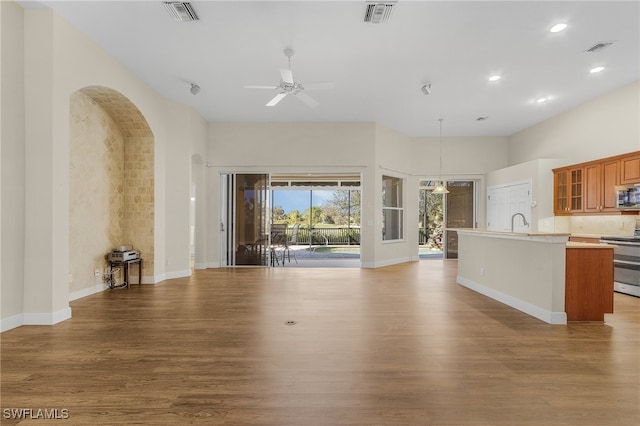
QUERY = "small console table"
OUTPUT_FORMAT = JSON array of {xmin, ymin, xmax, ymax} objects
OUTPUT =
[{"xmin": 107, "ymin": 258, "xmax": 143, "ymax": 289}]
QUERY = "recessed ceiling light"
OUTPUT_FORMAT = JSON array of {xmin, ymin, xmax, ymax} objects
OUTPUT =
[
  {"xmin": 536, "ymin": 97, "xmax": 548, "ymax": 103},
  {"xmin": 590, "ymin": 66, "xmax": 605, "ymax": 74},
  {"xmin": 488, "ymin": 75, "xmax": 502, "ymax": 82},
  {"xmin": 550, "ymin": 23, "xmax": 567, "ymax": 33}
]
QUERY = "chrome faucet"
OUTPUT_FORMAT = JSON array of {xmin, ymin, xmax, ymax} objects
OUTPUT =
[{"xmin": 511, "ymin": 213, "xmax": 529, "ymax": 232}]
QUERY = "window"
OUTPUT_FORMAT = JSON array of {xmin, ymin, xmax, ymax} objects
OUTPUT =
[{"xmin": 382, "ymin": 175, "xmax": 403, "ymax": 240}]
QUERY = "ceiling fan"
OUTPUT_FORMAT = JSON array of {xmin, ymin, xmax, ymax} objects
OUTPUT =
[{"xmin": 244, "ymin": 48, "xmax": 333, "ymax": 108}]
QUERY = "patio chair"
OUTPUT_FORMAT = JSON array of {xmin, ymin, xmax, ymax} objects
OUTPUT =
[
  {"xmin": 270, "ymin": 223, "xmax": 288, "ymax": 266},
  {"xmin": 286, "ymin": 223, "xmax": 300, "ymax": 264}
]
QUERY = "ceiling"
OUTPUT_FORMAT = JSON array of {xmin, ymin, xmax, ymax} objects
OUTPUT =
[{"xmin": 34, "ymin": 1, "xmax": 640, "ymax": 137}]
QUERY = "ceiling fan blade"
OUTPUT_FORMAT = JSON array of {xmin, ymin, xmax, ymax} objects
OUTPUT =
[
  {"xmin": 244, "ymin": 85, "xmax": 279, "ymax": 89},
  {"xmin": 280, "ymin": 68, "xmax": 294, "ymax": 84},
  {"xmin": 294, "ymin": 92, "xmax": 319, "ymax": 109},
  {"xmin": 303, "ymin": 82, "xmax": 334, "ymax": 90},
  {"xmin": 266, "ymin": 93, "xmax": 287, "ymax": 107}
]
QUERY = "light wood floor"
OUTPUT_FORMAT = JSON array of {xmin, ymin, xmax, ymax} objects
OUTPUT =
[{"xmin": 2, "ymin": 261, "xmax": 639, "ymax": 425}]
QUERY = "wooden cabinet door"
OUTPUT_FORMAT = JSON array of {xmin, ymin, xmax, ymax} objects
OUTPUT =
[
  {"xmin": 601, "ymin": 160, "xmax": 620, "ymax": 211},
  {"xmin": 621, "ymin": 155, "xmax": 640, "ymax": 184},
  {"xmin": 554, "ymin": 170, "xmax": 569, "ymax": 214},
  {"xmin": 569, "ymin": 168, "xmax": 583, "ymax": 212},
  {"xmin": 584, "ymin": 164, "xmax": 601, "ymax": 212}
]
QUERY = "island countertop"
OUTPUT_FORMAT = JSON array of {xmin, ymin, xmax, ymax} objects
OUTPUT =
[
  {"xmin": 455, "ymin": 228, "xmax": 570, "ymax": 243},
  {"xmin": 456, "ymin": 230, "xmax": 615, "ymax": 324},
  {"xmin": 454, "ymin": 229, "xmax": 615, "ymax": 248},
  {"xmin": 566, "ymin": 241, "xmax": 616, "ymax": 249}
]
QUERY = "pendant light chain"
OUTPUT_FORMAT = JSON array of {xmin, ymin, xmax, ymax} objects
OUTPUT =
[
  {"xmin": 439, "ymin": 118, "xmax": 443, "ymax": 182},
  {"xmin": 433, "ymin": 118, "xmax": 449, "ymax": 194}
]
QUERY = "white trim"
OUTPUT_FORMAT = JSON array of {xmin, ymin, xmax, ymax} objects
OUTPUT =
[
  {"xmin": 23, "ymin": 307, "xmax": 72, "ymax": 326},
  {"xmin": 69, "ymin": 283, "xmax": 105, "ymax": 302},
  {"xmin": 194, "ymin": 263, "xmax": 207, "ymax": 270},
  {"xmin": 361, "ymin": 256, "xmax": 412, "ymax": 268},
  {"xmin": 1, "ymin": 314, "xmax": 24, "ymax": 332},
  {"xmin": 142, "ymin": 275, "xmax": 162, "ymax": 284},
  {"xmin": 165, "ymin": 269, "xmax": 192, "ymax": 280},
  {"xmin": 57, "ymin": 270, "xmax": 197, "ymax": 304},
  {"xmin": 206, "ymin": 261, "xmax": 220, "ymax": 268},
  {"xmin": 457, "ymin": 276, "xmax": 567, "ymax": 324}
]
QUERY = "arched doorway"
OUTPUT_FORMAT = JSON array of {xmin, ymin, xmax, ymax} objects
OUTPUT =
[{"xmin": 68, "ymin": 86, "xmax": 154, "ymax": 294}]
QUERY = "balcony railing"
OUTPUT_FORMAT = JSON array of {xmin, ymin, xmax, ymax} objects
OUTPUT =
[
  {"xmin": 287, "ymin": 227, "xmax": 360, "ymax": 246},
  {"xmin": 282, "ymin": 226, "xmax": 442, "ymax": 247}
]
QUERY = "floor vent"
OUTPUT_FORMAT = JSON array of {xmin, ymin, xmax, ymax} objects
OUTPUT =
[
  {"xmin": 364, "ymin": 3, "xmax": 395, "ymax": 23},
  {"xmin": 164, "ymin": 2, "xmax": 199, "ymax": 22}
]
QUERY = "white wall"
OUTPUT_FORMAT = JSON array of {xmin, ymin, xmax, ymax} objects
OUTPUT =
[
  {"xmin": 408, "ymin": 136, "xmax": 509, "ymax": 235},
  {"xmin": 1, "ymin": 4, "xmax": 208, "ymax": 331},
  {"xmin": 206, "ymin": 122, "xmax": 509, "ymax": 268},
  {"xmin": 407, "ymin": 136, "xmax": 509, "ymax": 177},
  {"xmin": 374, "ymin": 123, "xmax": 415, "ymax": 266},
  {"xmin": 509, "ymin": 81, "xmax": 640, "ymax": 166},
  {"xmin": 0, "ymin": 2, "xmax": 26, "ymax": 329},
  {"xmin": 486, "ymin": 159, "xmax": 564, "ymax": 231},
  {"xmin": 163, "ymin": 101, "xmax": 208, "ymax": 280},
  {"xmin": 506, "ymin": 80, "xmax": 640, "ymax": 235},
  {"xmin": 207, "ymin": 122, "xmax": 375, "ymax": 266}
]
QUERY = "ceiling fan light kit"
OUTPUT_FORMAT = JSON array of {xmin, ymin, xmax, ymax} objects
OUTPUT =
[{"xmin": 244, "ymin": 47, "xmax": 333, "ymax": 109}]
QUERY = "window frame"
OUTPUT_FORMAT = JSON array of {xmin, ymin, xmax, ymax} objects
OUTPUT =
[{"xmin": 382, "ymin": 175, "xmax": 404, "ymax": 241}]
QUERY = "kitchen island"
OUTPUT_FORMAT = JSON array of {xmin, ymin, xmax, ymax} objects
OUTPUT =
[{"xmin": 456, "ymin": 229, "xmax": 614, "ymax": 324}]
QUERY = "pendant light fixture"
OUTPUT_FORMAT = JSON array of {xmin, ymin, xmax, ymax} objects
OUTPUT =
[{"xmin": 432, "ymin": 118, "xmax": 449, "ymax": 194}]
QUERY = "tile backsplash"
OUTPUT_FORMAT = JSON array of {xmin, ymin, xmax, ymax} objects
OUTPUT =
[{"xmin": 538, "ymin": 215, "xmax": 638, "ymax": 236}]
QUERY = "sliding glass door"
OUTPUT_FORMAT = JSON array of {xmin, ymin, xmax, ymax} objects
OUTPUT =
[
  {"xmin": 220, "ymin": 173, "xmax": 269, "ymax": 266},
  {"xmin": 444, "ymin": 181, "xmax": 475, "ymax": 259},
  {"xmin": 418, "ymin": 181, "xmax": 444, "ymax": 258},
  {"xmin": 419, "ymin": 180, "xmax": 476, "ymax": 259}
]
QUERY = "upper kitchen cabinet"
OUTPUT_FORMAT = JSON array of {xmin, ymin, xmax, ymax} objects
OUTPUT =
[
  {"xmin": 620, "ymin": 153, "xmax": 640, "ymax": 185},
  {"xmin": 554, "ymin": 151, "xmax": 638, "ymax": 216},
  {"xmin": 584, "ymin": 160, "xmax": 619, "ymax": 213},
  {"xmin": 554, "ymin": 167, "xmax": 583, "ymax": 214},
  {"xmin": 602, "ymin": 160, "xmax": 621, "ymax": 211}
]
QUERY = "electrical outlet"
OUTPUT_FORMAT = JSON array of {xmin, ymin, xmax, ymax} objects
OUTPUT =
[
  {"xmin": 94, "ymin": 268, "xmax": 101, "ymax": 277},
  {"xmin": 480, "ymin": 267, "xmax": 485, "ymax": 276}
]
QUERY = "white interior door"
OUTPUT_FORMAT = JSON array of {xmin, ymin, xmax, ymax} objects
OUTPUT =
[{"xmin": 487, "ymin": 181, "xmax": 532, "ymax": 232}]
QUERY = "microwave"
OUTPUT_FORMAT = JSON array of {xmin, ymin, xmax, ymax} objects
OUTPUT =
[{"xmin": 616, "ymin": 185, "xmax": 640, "ymax": 210}]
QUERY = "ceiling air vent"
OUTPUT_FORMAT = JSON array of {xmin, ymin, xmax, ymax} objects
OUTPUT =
[
  {"xmin": 585, "ymin": 41, "xmax": 615, "ymax": 53},
  {"xmin": 364, "ymin": 2, "xmax": 395, "ymax": 24},
  {"xmin": 164, "ymin": 2, "xmax": 199, "ymax": 22}
]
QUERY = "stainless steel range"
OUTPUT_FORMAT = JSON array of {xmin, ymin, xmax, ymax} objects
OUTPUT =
[{"xmin": 600, "ymin": 231, "xmax": 640, "ymax": 297}]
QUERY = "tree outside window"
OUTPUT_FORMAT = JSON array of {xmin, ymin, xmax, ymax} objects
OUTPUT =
[{"xmin": 382, "ymin": 175, "xmax": 403, "ymax": 241}]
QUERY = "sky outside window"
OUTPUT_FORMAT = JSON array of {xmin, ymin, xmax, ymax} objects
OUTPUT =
[{"xmin": 273, "ymin": 190, "xmax": 334, "ymax": 214}]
